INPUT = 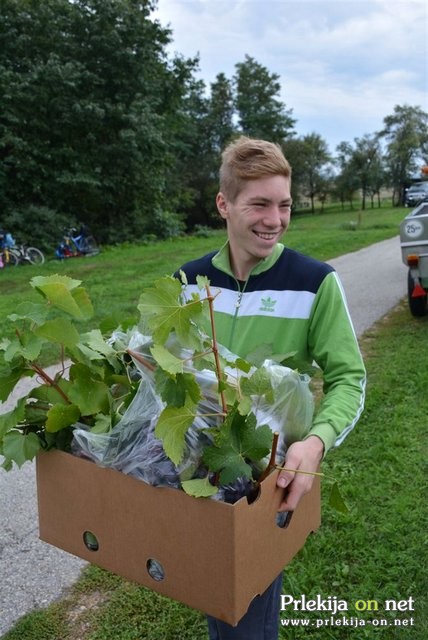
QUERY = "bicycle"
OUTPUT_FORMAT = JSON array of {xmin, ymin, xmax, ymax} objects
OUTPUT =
[
  {"xmin": 9, "ymin": 244, "xmax": 45, "ymax": 265},
  {"xmin": 55, "ymin": 226, "xmax": 99, "ymax": 260},
  {"xmin": 0, "ymin": 246, "xmax": 19, "ymax": 267}
]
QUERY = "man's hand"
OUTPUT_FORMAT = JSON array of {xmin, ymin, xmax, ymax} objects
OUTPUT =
[{"xmin": 276, "ymin": 435, "xmax": 324, "ymax": 512}]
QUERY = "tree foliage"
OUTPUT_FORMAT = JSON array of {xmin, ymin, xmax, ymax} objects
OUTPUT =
[
  {"xmin": 1, "ymin": 0, "xmax": 427, "ymax": 243},
  {"xmin": 378, "ymin": 104, "xmax": 428, "ymax": 205}
]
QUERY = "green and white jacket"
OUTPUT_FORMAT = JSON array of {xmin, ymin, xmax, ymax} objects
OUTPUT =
[{"xmin": 178, "ymin": 242, "xmax": 366, "ymax": 454}]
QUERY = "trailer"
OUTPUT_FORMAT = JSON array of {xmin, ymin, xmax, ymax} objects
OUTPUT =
[{"xmin": 400, "ymin": 202, "xmax": 428, "ymax": 316}]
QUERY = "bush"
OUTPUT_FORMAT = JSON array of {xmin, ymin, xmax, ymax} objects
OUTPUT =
[
  {"xmin": 2, "ymin": 206, "xmax": 72, "ymax": 254},
  {"xmin": 148, "ymin": 208, "xmax": 186, "ymax": 239}
]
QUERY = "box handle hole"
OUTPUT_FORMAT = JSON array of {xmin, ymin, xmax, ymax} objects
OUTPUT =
[
  {"xmin": 146, "ymin": 558, "xmax": 165, "ymax": 581},
  {"xmin": 276, "ymin": 511, "xmax": 293, "ymax": 529},
  {"xmin": 83, "ymin": 530, "xmax": 99, "ymax": 551}
]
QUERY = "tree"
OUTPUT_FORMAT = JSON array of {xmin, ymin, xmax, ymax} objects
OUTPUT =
[
  {"xmin": 233, "ymin": 55, "xmax": 295, "ymax": 142},
  {"xmin": 334, "ymin": 142, "xmax": 359, "ymax": 210},
  {"xmin": 206, "ymin": 73, "xmax": 235, "ymax": 154},
  {"xmin": 0, "ymin": 0, "xmax": 198, "ymax": 243},
  {"xmin": 349, "ymin": 135, "xmax": 384, "ymax": 210},
  {"xmin": 378, "ymin": 104, "xmax": 428, "ymax": 205},
  {"xmin": 284, "ymin": 134, "xmax": 332, "ymax": 213}
]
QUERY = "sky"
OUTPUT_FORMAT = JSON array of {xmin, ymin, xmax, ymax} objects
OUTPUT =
[{"xmin": 152, "ymin": 0, "xmax": 428, "ymax": 152}]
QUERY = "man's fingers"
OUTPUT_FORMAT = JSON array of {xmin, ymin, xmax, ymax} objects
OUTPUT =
[
  {"xmin": 278, "ymin": 472, "xmax": 314, "ymax": 512},
  {"xmin": 276, "ymin": 467, "xmax": 295, "ymax": 489}
]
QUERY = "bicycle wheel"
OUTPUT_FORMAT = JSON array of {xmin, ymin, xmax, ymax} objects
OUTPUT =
[
  {"xmin": 80, "ymin": 236, "xmax": 99, "ymax": 256},
  {"xmin": 25, "ymin": 247, "xmax": 45, "ymax": 265},
  {"xmin": 1, "ymin": 249, "xmax": 19, "ymax": 267}
]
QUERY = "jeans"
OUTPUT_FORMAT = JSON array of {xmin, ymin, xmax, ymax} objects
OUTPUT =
[{"xmin": 206, "ymin": 572, "xmax": 283, "ymax": 640}]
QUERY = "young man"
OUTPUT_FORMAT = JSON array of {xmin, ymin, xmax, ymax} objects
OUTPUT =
[{"xmin": 177, "ymin": 136, "xmax": 366, "ymax": 639}]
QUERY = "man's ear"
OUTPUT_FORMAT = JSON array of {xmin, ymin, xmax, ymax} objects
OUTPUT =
[{"xmin": 216, "ymin": 192, "xmax": 229, "ymax": 220}]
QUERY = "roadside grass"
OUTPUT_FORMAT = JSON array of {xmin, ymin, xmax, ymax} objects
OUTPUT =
[{"xmin": 2, "ymin": 299, "xmax": 426, "ymax": 640}]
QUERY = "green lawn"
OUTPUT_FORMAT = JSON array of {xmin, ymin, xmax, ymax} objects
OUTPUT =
[{"xmin": 2, "ymin": 203, "xmax": 426, "ymax": 639}]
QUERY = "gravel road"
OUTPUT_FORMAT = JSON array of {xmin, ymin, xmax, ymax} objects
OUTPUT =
[{"xmin": 0, "ymin": 236, "xmax": 407, "ymax": 636}]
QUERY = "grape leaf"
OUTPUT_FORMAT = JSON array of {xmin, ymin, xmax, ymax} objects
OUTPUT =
[
  {"xmin": 0, "ymin": 397, "xmax": 26, "ymax": 439},
  {"xmin": 203, "ymin": 409, "xmax": 272, "ymax": 485},
  {"xmin": 2, "ymin": 431, "xmax": 41, "ymax": 467},
  {"xmin": 240, "ymin": 367, "xmax": 273, "ymax": 400},
  {"xmin": 181, "ymin": 476, "xmax": 219, "ymax": 498},
  {"xmin": 68, "ymin": 363, "xmax": 110, "ymax": 415},
  {"xmin": 45, "ymin": 403, "xmax": 81, "ymax": 433},
  {"xmin": 34, "ymin": 318, "xmax": 80, "ymax": 349},
  {"xmin": 8, "ymin": 301, "xmax": 49, "ymax": 325},
  {"xmin": 196, "ymin": 275, "xmax": 210, "ymax": 289},
  {"xmin": 151, "ymin": 343, "xmax": 184, "ymax": 375},
  {"xmin": 0, "ymin": 365, "xmax": 31, "ymax": 402},
  {"xmin": 329, "ymin": 481, "xmax": 349, "ymax": 514},
  {"xmin": 29, "ymin": 378, "xmax": 72, "ymax": 405},
  {"xmin": 2, "ymin": 334, "xmax": 44, "ymax": 363},
  {"xmin": 30, "ymin": 276, "xmax": 93, "ymax": 319},
  {"xmin": 154, "ymin": 396, "xmax": 197, "ymax": 465},
  {"xmin": 138, "ymin": 276, "xmax": 203, "ymax": 348},
  {"xmin": 154, "ymin": 369, "xmax": 201, "ymax": 408}
]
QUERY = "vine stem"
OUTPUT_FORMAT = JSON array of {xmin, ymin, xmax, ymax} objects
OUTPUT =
[
  {"xmin": 29, "ymin": 362, "xmax": 71, "ymax": 404},
  {"xmin": 257, "ymin": 431, "xmax": 279, "ymax": 484},
  {"xmin": 205, "ymin": 284, "xmax": 228, "ymax": 416},
  {"xmin": 275, "ymin": 466, "xmax": 324, "ymax": 478},
  {"xmin": 127, "ymin": 349, "xmax": 156, "ymax": 371}
]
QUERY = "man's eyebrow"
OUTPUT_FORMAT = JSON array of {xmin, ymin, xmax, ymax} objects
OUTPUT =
[{"xmin": 247, "ymin": 196, "xmax": 292, "ymax": 204}]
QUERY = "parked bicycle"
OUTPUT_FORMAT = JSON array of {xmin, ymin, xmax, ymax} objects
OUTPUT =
[
  {"xmin": 55, "ymin": 225, "xmax": 99, "ymax": 260},
  {"xmin": 0, "ymin": 232, "xmax": 45, "ymax": 267}
]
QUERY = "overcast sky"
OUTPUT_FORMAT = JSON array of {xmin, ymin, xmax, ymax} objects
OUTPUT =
[{"xmin": 152, "ymin": 0, "xmax": 428, "ymax": 152}]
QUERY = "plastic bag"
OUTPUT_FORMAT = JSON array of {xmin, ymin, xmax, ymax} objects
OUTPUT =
[
  {"xmin": 71, "ymin": 332, "xmax": 314, "ymax": 498},
  {"xmin": 251, "ymin": 359, "xmax": 314, "ymax": 467}
]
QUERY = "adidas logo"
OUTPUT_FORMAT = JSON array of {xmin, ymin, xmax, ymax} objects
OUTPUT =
[{"xmin": 259, "ymin": 296, "xmax": 277, "ymax": 312}]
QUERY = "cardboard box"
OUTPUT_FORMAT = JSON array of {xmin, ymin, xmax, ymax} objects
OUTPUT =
[{"xmin": 36, "ymin": 450, "xmax": 320, "ymax": 625}]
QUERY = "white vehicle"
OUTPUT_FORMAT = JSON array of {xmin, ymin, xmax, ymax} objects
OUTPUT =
[{"xmin": 400, "ymin": 202, "xmax": 428, "ymax": 316}]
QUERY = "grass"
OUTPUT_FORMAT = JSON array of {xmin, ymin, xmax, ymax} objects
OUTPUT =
[
  {"xmin": 0, "ymin": 204, "xmax": 406, "ymax": 348},
  {"xmin": 2, "ymin": 203, "xmax": 426, "ymax": 639}
]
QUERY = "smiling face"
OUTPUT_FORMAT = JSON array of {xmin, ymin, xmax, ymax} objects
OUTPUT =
[{"xmin": 216, "ymin": 174, "xmax": 292, "ymax": 280}]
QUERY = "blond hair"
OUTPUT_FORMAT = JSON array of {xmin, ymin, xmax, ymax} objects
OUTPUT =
[{"xmin": 219, "ymin": 136, "xmax": 292, "ymax": 201}]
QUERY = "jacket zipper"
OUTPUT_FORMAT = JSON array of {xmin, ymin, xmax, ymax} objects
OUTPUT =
[{"xmin": 228, "ymin": 278, "xmax": 249, "ymax": 349}]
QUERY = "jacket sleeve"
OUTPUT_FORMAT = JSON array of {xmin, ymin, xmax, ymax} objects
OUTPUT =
[{"xmin": 306, "ymin": 271, "xmax": 366, "ymax": 454}]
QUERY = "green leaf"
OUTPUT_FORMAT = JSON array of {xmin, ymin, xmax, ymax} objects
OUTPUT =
[
  {"xmin": 29, "ymin": 378, "xmax": 71, "ymax": 405},
  {"xmin": 240, "ymin": 367, "xmax": 273, "ymax": 399},
  {"xmin": 151, "ymin": 343, "xmax": 184, "ymax": 375},
  {"xmin": 0, "ymin": 365, "xmax": 31, "ymax": 402},
  {"xmin": 181, "ymin": 476, "xmax": 218, "ymax": 498},
  {"xmin": 81, "ymin": 329, "xmax": 117, "ymax": 360},
  {"xmin": 91, "ymin": 413, "xmax": 113, "ymax": 434},
  {"xmin": 45, "ymin": 403, "xmax": 81, "ymax": 433},
  {"xmin": 31, "ymin": 274, "xmax": 82, "ymax": 291},
  {"xmin": 34, "ymin": 317, "xmax": 80, "ymax": 349},
  {"xmin": 203, "ymin": 410, "xmax": 272, "ymax": 485},
  {"xmin": 30, "ymin": 275, "xmax": 93, "ymax": 319},
  {"xmin": 155, "ymin": 396, "xmax": 197, "ymax": 465},
  {"xmin": 68, "ymin": 364, "xmax": 110, "ymax": 415},
  {"xmin": 8, "ymin": 301, "xmax": 49, "ymax": 325},
  {"xmin": 2, "ymin": 334, "xmax": 44, "ymax": 363},
  {"xmin": 70, "ymin": 286, "xmax": 95, "ymax": 320},
  {"xmin": 138, "ymin": 275, "xmax": 203, "ymax": 347},
  {"xmin": 154, "ymin": 370, "xmax": 201, "ymax": 408},
  {"xmin": 2, "ymin": 431, "xmax": 41, "ymax": 467},
  {"xmin": 328, "ymin": 481, "xmax": 350, "ymax": 514},
  {"xmin": 196, "ymin": 275, "xmax": 210, "ymax": 289},
  {"xmin": 0, "ymin": 397, "xmax": 27, "ymax": 439}
]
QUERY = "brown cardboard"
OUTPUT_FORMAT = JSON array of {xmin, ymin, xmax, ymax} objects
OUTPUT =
[{"xmin": 36, "ymin": 450, "xmax": 320, "ymax": 625}]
